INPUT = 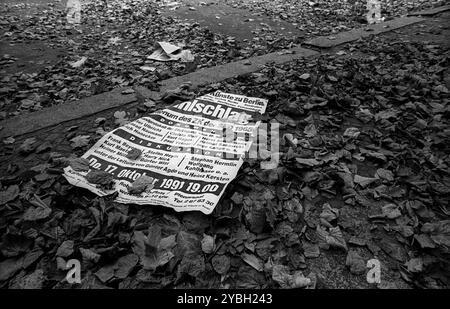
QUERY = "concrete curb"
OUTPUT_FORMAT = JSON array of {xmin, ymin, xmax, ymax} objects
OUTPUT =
[
  {"xmin": 304, "ymin": 16, "xmax": 424, "ymax": 48},
  {"xmin": 408, "ymin": 5, "xmax": 450, "ymax": 16},
  {"xmin": 160, "ymin": 46, "xmax": 318, "ymax": 92},
  {"xmin": 0, "ymin": 47, "xmax": 318, "ymax": 139},
  {"xmin": 0, "ymin": 88, "xmax": 138, "ymax": 139}
]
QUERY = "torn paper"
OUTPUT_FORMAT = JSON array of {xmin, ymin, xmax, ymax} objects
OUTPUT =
[{"xmin": 147, "ymin": 42, "xmax": 194, "ymax": 62}]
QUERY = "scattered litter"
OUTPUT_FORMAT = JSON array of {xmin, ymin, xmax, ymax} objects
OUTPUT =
[
  {"xmin": 64, "ymin": 91, "xmax": 267, "ymax": 214},
  {"xmin": 147, "ymin": 42, "xmax": 195, "ymax": 62},
  {"xmin": 70, "ymin": 56, "xmax": 87, "ymax": 68}
]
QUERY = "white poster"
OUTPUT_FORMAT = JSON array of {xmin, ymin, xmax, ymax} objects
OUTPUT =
[{"xmin": 64, "ymin": 91, "xmax": 267, "ymax": 214}]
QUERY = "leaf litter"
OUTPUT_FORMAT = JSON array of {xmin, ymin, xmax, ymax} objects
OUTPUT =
[{"xmin": 0, "ymin": 0, "xmax": 449, "ymax": 290}]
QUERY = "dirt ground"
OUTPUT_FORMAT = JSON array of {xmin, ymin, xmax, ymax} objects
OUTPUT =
[{"xmin": 0, "ymin": 1, "xmax": 449, "ymax": 290}]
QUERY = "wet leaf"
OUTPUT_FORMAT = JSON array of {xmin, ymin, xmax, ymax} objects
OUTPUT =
[
  {"xmin": 354, "ymin": 175, "xmax": 378, "ymax": 188},
  {"xmin": 85, "ymin": 170, "xmax": 114, "ymax": 188},
  {"xmin": 201, "ymin": 234, "xmax": 215, "ymax": 254},
  {"xmin": 343, "ymin": 127, "xmax": 360, "ymax": 138},
  {"xmin": 70, "ymin": 135, "xmax": 90, "ymax": 149},
  {"xmin": 128, "ymin": 175, "xmax": 154, "ymax": 195},
  {"xmin": 19, "ymin": 138, "xmax": 37, "ymax": 154},
  {"xmin": 272, "ymin": 265, "xmax": 311, "ymax": 288},
  {"xmin": 405, "ymin": 258, "xmax": 423, "ymax": 273},
  {"xmin": 317, "ymin": 226, "xmax": 347, "ymax": 251},
  {"xmin": 381, "ymin": 204, "xmax": 402, "ymax": 219},
  {"xmin": 69, "ymin": 157, "xmax": 90, "ymax": 172},
  {"xmin": 126, "ymin": 148, "xmax": 142, "ymax": 160},
  {"xmin": 0, "ymin": 234, "xmax": 32, "ymax": 258},
  {"xmin": 56, "ymin": 240, "xmax": 74, "ymax": 258},
  {"xmin": 242, "ymin": 253, "xmax": 263, "ymax": 272},
  {"xmin": 23, "ymin": 204, "xmax": 52, "ymax": 221},
  {"xmin": 79, "ymin": 248, "xmax": 101, "ymax": 263},
  {"xmin": 345, "ymin": 250, "xmax": 366, "ymax": 275},
  {"xmin": 0, "ymin": 185, "xmax": 20, "ymax": 205},
  {"xmin": 211, "ymin": 255, "xmax": 230, "ymax": 275}
]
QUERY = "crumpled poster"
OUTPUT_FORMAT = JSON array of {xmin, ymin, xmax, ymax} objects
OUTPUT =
[
  {"xmin": 147, "ymin": 42, "xmax": 194, "ymax": 62},
  {"xmin": 63, "ymin": 91, "xmax": 268, "ymax": 214}
]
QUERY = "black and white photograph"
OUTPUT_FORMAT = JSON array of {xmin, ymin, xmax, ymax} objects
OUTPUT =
[{"xmin": 0, "ymin": 0, "xmax": 449, "ymax": 296}]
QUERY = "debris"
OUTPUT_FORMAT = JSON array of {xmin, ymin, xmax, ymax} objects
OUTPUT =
[
  {"xmin": 345, "ymin": 250, "xmax": 366, "ymax": 275},
  {"xmin": 128, "ymin": 175, "xmax": 154, "ymax": 195},
  {"xmin": 212, "ymin": 255, "xmax": 230, "ymax": 275},
  {"xmin": 85, "ymin": 170, "xmax": 115, "ymax": 189},
  {"xmin": 201, "ymin": 234, "xmax": 215, "ymax": 254},
  {"xmin": 272, "ymin": 265, "xmax": 311, "ymax": 288},
  {"xmin": 354, "ymin": 175, "xmax": 378, "ymax": 188},
  {"xmin": 343, "ymin": 127, "xmax": 360, "ymax": 139},
  {"xmin": 70, "ymin": 135, "xmax": 90, "ymax": 149},
  {"xmin": 69, "ymin": 158, "xmax": 91, "ymax": 172},
  {"xmin": 3, "ymin": 137, "xmax": 15, "ymax": 145},
  {"xmin": 19, "ymin": 138, "xmax": 37, "ymax": 154},
  {"xmin": 23, "ymin": 203, "xmax": 52, "ymax": 221},
  {"xmin": 148, "ymin": 42, "xmax": 194, "ymax": 62},
  {"xmin": 70, "ymin": 57, "xmax": 88, "ymax": 68},
  {"xmin": 0, "ymin": 0, "xmax": 448, "ymax": 290},
  {"xmin": 56, "ymin": 240, "xmax": 74, "ymax": 258},
  {"xmin": 126, "ymin": 148, "xmax": 142, "ymax": 160},
  {"xmin": 114, "ymin": 111, "xmax": 129, "ymax": 126},
  {"xmin": 317, "ymin": 226, "xmax": 347, "ymax": 251},
  {"xmin": 242, "ymin": 253, "xmax": 264, "ymax": 272},
  {"xmin": 0, "ymin": 185, "xmax": 20, "ymax": 205}
]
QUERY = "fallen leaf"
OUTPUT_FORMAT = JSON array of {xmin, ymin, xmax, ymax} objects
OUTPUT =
[
  {"xmin": 126, "ymin": 148, "xmax": 142, "ymax": 160},
  {"xmin": 70, "ymin": 56, "xmax": 88, "ymax": 68},
  {"xmin": 79, "ymin": 248, "xmax": 101, "ymax": 263},
  {"xmin": 272, "ymin": 265, "xmax": 311, "ymax": 288},
  {"xmin": 69, "ymin": 157, "xmax": 90, "ymax": 172},
  {"xmin": 19, "ymin": 138, "xmax": 37, "ymax": 154},
  {"xmin": 343, "ymin": 127, "xmax": 360, "ymax": 138},
  {"xmin": 70, "ymin": 135, "xmax": 90, "ymax": 149},
  {"xmin": 317, "ymin": 225, "xmax": 347, "ymax": 251},
  {"xmin": 128, "ymin": 175, "xmax": 154, "ymax": 194},
  {"xmin": 242, "ymin": 253, "xmax": 263, "ymax": 272},
  {"xmin": 296, "ymin": 157, "xmax": 321, "ymax": 167},
  {"xmin": 0, "ymin": 185, "xmax": 20, "ymax": 205},
  {"xmin": 85, "ymin": 170, "xmax": 115, "ymax": 189},
  {"xmin": 56, "ymin": 240, "xmax": 74, "ymax": 258},
  {"xmin": 405, "ymin": 258, "xmax": 423, "ymax": 273},
  {"xmin": 23, "ymin": 204, "xmax": 52, "ymax": 221},
  {"xmin": 201, "ymin": 234, "xmax": 215, "ymax": 254},
  {"xmin": 211, "ymin": 255, "xmax": 230, "ymax": 275},
  {"xmin": 345, "ymin": 250, "xmax": 366, "ymax": 274},
  {"xmin": 354, "ymin": 174, "xmax": 378, "ymax": 188},
  {"xmin": 375, "ymin": 168, "xmax": 394, "ymax": 182},
  {"xmin": 381, "ymin": 204, "xmax": 402, "ymax": 219}
]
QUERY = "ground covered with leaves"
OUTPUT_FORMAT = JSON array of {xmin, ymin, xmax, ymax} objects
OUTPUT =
[
  {"xmin": 0, "ymin": 0, "xmax": 446, "ymax": 117},
  {"xmin": 224, "ymin": 0, "xmax": 445, "ymax": 34},
  {"xmin": 0, "ymin": 4, "xmax": 449, "ymax": 289}
]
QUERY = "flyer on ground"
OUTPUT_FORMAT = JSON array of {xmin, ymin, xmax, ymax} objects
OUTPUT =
[{"xmin": 63, "ymin": 91, "xmax": 268, "ymax": 214}]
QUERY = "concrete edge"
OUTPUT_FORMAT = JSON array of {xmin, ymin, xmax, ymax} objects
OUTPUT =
[
  {"xmin": 0, "ymin": 88, "xmax": 137, "ymax": 139},
  {"xmin": 304, "ymin": 16, "xmax": 424, "ymax": 48},
  {"xmin": 0, "ymin": 48, "xmax": 318, "ymax": 139},
  {"xmin": 408, "ymin": 4, "xmax": 450, "ymax": 16},
  {"xmin": 160, "ymin": 46, "xmax": 318, "ymax": 92}
]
